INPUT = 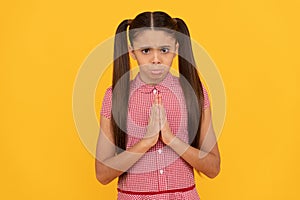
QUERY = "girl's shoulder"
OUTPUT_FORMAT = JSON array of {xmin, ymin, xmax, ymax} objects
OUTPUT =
[
  {"xmin": 170, "ymin": 74, "xmax": 210, "ymax": 110},
  {"xmin": 101, "ymin": 86, "xmax": 113, "ymax": 119},
  {"xmin": 104, "ymin": 86, "xmax": 113, "ymax": 94}
]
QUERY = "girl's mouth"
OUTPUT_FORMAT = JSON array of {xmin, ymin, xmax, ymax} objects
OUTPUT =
[{"xmin": 150, "ymin": 69, "xmax": 164, "ymax": 75}]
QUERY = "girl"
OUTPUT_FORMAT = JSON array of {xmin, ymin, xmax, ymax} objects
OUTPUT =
[{"xmin": 95, "ymin": 11, "xmax": 220, "ymax": 199}]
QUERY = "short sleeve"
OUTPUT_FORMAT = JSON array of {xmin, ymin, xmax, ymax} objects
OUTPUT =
[
  {"xmin": 100, "ymin": 87, "xmax": 112, "ymax": 119},
  {"xmin": 202, "ymin": 86, "xmax": 210, "ymax": 110}
]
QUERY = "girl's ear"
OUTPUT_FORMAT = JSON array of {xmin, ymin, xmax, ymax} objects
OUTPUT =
[
  {"xmin": 172, "ymin": 42, "xmax": 179, "ymax": 59},
  {"xmin": 128, "ymin": 45, "xmax": 137, "ymax": 60},
  {"xmin": 175, "ymin": 42, "xmax": 179, "ymax": 55}
]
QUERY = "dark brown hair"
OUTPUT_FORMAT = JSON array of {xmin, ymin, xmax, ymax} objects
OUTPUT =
[{"xmin": 112, "ymin": 11, "xmax": 204, "ymax": 154}]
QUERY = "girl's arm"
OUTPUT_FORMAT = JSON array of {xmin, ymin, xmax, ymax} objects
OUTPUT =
[
  {"xmin": 161, "ymin": 106, "xmax": 221, "ymax": 178},
  {"xmin": 95, "ymin": 103, "xmax": 160, "ymax": 185}
]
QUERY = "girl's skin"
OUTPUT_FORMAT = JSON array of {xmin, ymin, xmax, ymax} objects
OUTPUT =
[{"xmin": 95, "ymin": 30, "xmax": 220, "ymax": 185}]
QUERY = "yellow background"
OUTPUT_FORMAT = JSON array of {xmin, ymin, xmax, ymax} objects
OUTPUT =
[{"xmin": 1, "ymin": 0, "xmax": 299, "ymax": 199}]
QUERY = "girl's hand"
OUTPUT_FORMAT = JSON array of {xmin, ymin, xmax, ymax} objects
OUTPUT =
[
  {"xmin": 143, "ymin": 95, "xmax": 160, "ymax": 147},
  {"xmin": 157, "ymin": 94, "xmax": 176, "ymax": 145}
]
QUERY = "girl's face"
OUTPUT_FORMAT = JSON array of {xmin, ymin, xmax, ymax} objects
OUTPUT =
[{"xmin": 129, "ymin": 30, "xmax": 178, "ymax": 84}]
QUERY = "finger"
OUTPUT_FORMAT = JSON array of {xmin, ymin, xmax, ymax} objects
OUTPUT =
[
  {"xmin": 149, "ymin": 104, "xmax": 157, "ymax": 125},
  {"xmin": 154, "ymin": 105, "xmax": 160, "ymax": 121},
  {"xmin": 150, "ymin": 106, "xmax": 157, "ymax": 121},
  {"xmin": 150, "ymin": 105, "xmax": 159, "ymax": 124},
  {"xmin": 154, "ymin": 94, "xmax": 159, "ymax": 105},
  {"xmin": 148, "ymin": 113, "xmax": 154, "ymax": 127},
  {"xmin": 159, "ymin": 105, "xmax": 167, "ymax": 125},
  {"xmin": 158, "ymin": 94, "xmax": 162, "ymax": 105}
]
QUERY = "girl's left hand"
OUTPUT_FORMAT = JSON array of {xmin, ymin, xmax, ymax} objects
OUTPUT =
[{"xmin": 156, "ymin": 94, "xmax": 176, "ymax": 145}]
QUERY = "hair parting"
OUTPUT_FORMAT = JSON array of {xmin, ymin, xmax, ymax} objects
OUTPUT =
[{"xmin": 150, "ymin": 12, "xmax": 154, "ymax": 28}]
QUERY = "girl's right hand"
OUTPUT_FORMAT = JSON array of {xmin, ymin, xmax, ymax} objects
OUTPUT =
[{"xmin": 143, "ymin": 94, "xmax": 160, "ymax": 147}]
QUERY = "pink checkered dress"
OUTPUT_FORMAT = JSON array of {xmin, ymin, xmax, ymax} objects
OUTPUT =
[{"xmin": 101, "ymin": 72, "xmax": 210, "ymax": 199}]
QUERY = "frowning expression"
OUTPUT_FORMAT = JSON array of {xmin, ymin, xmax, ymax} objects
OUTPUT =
[{"xmin": 129, "ymin": 30, "xmax": 178, "ymax": 84}]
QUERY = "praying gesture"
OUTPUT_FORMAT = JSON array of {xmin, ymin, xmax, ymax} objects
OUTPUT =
[{"xmin": 144, "ymin": 94, "xmax": 175, "ymax": 147}]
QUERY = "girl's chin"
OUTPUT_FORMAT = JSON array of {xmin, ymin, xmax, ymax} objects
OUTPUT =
[
  {"xmin": 150, "ymin": 72, "xmax": 168, "ymax": 83},
  {"xmin": 140, "ymin": 71, "xmax": 168, "ymax": 84}
]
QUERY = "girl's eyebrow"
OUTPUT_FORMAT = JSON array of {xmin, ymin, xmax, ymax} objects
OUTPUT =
[
  {"xmin": 134, "ymin": 46, "xmax": 151, "ymax": 49},
  {"xmin": 159, "ymin": 45, "xmax": 172, "ymax": 48},
  {"xmin": 134, "ymin": 45, "xmax": 172, "ymax": 49}
]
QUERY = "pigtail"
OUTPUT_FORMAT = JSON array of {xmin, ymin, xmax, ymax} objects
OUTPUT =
[
  {"xmin": 175, "ymin": 18, "xmax": 204, "ymax": 148},
  {"xmin": 112, "ymin": 19, "xmax": 131, "ymax": 153}
]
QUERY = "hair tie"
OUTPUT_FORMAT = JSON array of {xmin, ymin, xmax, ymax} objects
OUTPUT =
[
  {"xmin": 173, "ymin": 18, "xmax": 177, "ymax": 24},
  {"xmin": 127, "ymin": 19, "xmax": 133, "ymax": 25}
]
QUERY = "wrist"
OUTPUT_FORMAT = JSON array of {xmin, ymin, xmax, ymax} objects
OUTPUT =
[
  {"xmin": 140, "ymin": 138, "xmax": 155, "ymax": 150},
  {"xmin": 168, "ymin": 137, "xmax": 190, "ymax": 156},
  {"xmin": 163, "ymin": 132, "xmax": 176, "ymax": 146}
]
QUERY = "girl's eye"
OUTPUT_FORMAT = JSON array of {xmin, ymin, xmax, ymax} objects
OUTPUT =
[
  {"xmin": 141, "ymin": 48, "xmax": 150, "ymax": 54},
  {"xmin": 161, "ymin": 47, "xmax": 169, "ymax": 53}
]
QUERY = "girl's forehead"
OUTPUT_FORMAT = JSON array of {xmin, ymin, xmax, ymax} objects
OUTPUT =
[{"xmin": 132, "ymin": 30, "xmax": 176, "ymax": 48}]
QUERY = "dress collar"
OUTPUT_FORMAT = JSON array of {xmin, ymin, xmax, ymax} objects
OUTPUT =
[{"xmin": 131, "ymin": 72, "xmax": 176, "ymax": 94}]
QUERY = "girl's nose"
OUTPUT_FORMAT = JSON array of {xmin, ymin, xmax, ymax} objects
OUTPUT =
[{"xmin": 152, "ymin": 51, "xmax": 161, "ymax": 64}]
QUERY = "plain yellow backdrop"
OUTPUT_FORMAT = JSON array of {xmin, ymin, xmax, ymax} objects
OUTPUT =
[{"xmin": 1, "ymin": 0, "xmax": 300, "ymax": 199}]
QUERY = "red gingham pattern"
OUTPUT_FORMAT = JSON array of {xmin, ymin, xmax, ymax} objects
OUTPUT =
[
  {"xmin": 117, "ymin": 186, "xmax": 200, "ymax": 200},
  {"xmin": 101, "ymin": 73, "xmax": 209, "ymax": 199}
]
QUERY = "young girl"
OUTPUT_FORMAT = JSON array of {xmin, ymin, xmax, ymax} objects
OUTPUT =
[{"xmin": 95, "ymin": 11, "xmax": 220, "ymax": 199}]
